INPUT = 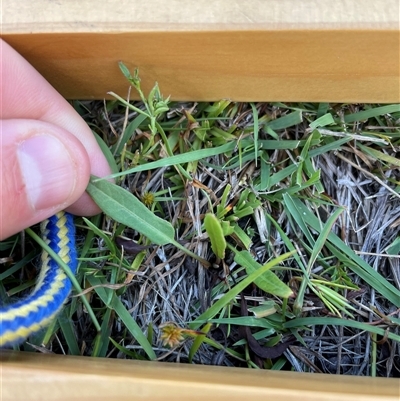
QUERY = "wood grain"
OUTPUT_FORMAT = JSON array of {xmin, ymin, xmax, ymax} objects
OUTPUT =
[
  {"xmin": 1, "ymin": 350, "xmax": 399, "ymax": 401},
  {"xmin": 2, "ymin": 0, "xmax": 399, "ymax": 102}
]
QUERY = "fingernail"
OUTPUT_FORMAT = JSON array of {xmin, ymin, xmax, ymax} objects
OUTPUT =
[{"xmin": 17, "ymin": 135, "xmax": 76, "ymax": 211}]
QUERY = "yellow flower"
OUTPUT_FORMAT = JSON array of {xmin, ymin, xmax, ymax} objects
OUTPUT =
[
  {"xmin": 159, "ymin": 322, "xmax": 185, "ymax": 348},
  {"xmin": 142, "ymin": 192, "xmax": 155, "ymax": 207}
]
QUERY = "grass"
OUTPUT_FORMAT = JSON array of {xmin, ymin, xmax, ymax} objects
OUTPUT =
[{"xmin": 1, "ymin": 65, "xmax": 399, "ymax": 376}]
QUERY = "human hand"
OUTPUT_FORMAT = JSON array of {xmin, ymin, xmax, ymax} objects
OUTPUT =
[{"xmin": 0, "ymin": 40, "xmax": 111, "ymax": 240}]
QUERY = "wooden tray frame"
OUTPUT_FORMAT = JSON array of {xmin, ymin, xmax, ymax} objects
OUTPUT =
[
  {"xmin": 1, "ymin": 1, "xmax": 399, "ymax": 400},
  {"xmin": 2, "ymin": 0, "xmax": 399, "ymax": 102}
]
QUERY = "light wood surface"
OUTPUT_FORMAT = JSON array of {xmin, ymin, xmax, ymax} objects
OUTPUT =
[
  {"xmin": 1, "ymin": 0, "xmax": 399, "ymax": 102},
  {"xmin": 1, "ymin": 350, "xmax": 399, "ymax": 401}
]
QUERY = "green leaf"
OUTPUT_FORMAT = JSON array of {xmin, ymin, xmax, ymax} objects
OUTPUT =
[
  {"xmin": 289, "ymin": 197, "xmax": 400, "ymax": 307},
  {"xmin": 265, "ymin": 111, "xmax": 303, "ymax": 131},
  {"xmin": 58, "ymin": 307, "xmax": 80, "ymax": 355},
  {"xmin": 92, "ymin": 307, "xmax": 113, "ymax": 357},
  {"xmin": 235, "ymin": 250, "xmax": 293, "ymax": 298},
  {"xmin": 204, "ymin": 213, "xmax": 226, "ymax": 259},
  {"xmin": 232, "ymin": 225, "xmax": 253, "ymax": 250},
  {"xmin": 112, "ymin": 114, "xmax": 148, "ymax": 156},
  {"xmin": 284, "ymin": 317, "xmax": 400, "ymax": 343},
  {"xmin": 189, "ymin": 251, "xmax": 294, "ymax": 330},
  {"xmin": 86, "ymin": 177, "xmax": 175, "ymax": 246},
  {"xmin": 82, "ymin": 217, "xmax": 116, "ymax": 254},
  {"xmin": 195, "ymin": 316, "xmax": 278, "ymax": 329},
  {"xmin": 342, "ymin": 104, "xmax": 400, "ymax": 123},
  {"xmin": 386, "ymin": 237, "xmax": 400, "ymax": 255},
  {"xmin": 102, "ymin": 139, "xmax": 253, "ymax": 180},
  {"xmin": 250, "ymin": 103, "xmax": 259, "ymax": 166},
  {"xmin": 357, "ymin": 143, "xmax": 400, "ymax": 167},
  {"xmin": 248, "ymin": 301, "xmax": 277, "ymax": 318},
  {"xmin": 188, "ymin": 323, "xmax": 212, "ymax": 363},
  {"xmin": 87, "ymin": 274, "xmax": 156, "ymax": 360},
  {"xmin": 309, "ymin": 113, "xmax": 335, "ymax": 130},
  {"xmin": 93, "ymin": 131, "xmax": 119, "ymax": 174}
]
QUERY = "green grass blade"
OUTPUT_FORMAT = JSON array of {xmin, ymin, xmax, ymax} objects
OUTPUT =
[
  {"xmin": 250, "ymin": 103, "xmax": 259, "ymax": 166},
  {"xmin": 290, "ymin": 198, "xmax": 400, "ymax": 307},
  {"xmin": 307, "ymin": 206, "xmax": 345, "ymax": 269},
  {"xmin": 188, "ymin": 323, "xmax": 212, "ymax": 363},
  {"xmin": 236, "ymin": 250, "xmax": 293, "ymax": 298},
  {"xmin": 342, "ymin": 104, "xmax": 400, "ymax": 124},
  {"xmin": 87, "ymin": 274, "xmax": 156, "ymax": 360},
  {"xmin": 194, "ymin": 317, "xmax": 279, "ymax": 330},
  {"xmin": 265, "ymin": 111, "xmax": 303, "ymax": 130},
  {"xmin": 93, "ymin": 131, "xmax": 119, "ymax": 174},
  {"xmin": 25, "ymin": 227, "xmax": 101, "ymax": 332},
  {"xmin": 309, "ymin": 113, "xmax": 335, "ymax": 130},
  {"xmin": 284, "ymin": 317, "xmax": 400, "ymax": 342},
  {"xmin": 357, "ymin": 143, "xmax": 400, "ymax": 167},
  {"xmin": 112, "ymin": 114, "xmax": 148, "ymax": 156},
  {"xmin": 100, "ymin": 139, "xmax": 253, "ymax": 180},
  {"xmin": 92, "ymin": 307, "xmax": 113, "ymax": 357},
  {"xmin": 58, "ymin": 307, "xmax": 80, "ymax": 355}
]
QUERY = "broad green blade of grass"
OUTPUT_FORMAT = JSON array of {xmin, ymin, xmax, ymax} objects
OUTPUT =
[
  {"xmin": 39, "ymin": 318, "xmax": 59, "ymax": 348},
  {"xmin": 58, "ymin": 307, "xmax": 80, "ymax": 355},
  {"xmin": 309, "ymin": 113, "xmax": 335, "ymax": 130},
  {"xmin": 266, "ymin": 164, "xmax": 298, "ymax": 189},
  {"xmin": 284, "ymin": 317, "xmax": 400, "ymax": 343},
  {"xmin": 265, "ymin": 110, "xmax": 303, "ymax": 131},
  {"xmin": 189, "ymin": 251, "xmax": 294, "ymax": 330},
  {"xmin": 86, "ymin": 177, "xmax": 175, "ymax": 246},
  {"xmin": 308, "ymin": 136, "xmax": 353, "ymax": 157},
  {"xmin": 87, "ymin": 274, "xmax": 156, "ymax": 360},
  {"xmin": 342, "ymin": 104, "xmax": 400, "ymax": 124},
  {"xmin": 386, "ymin": 237, "xmax": 400, "ymax": 255},
  {"xmin": 316, "ymin": 103, "xmax": 330, "ymax": 118},
  {"xmin": 235, "ymin": 250, "xmax": 293, "ymax": 298},
  {"xmin": 87, "ymin": 176, "xmax": 210, "ymax": 267}
]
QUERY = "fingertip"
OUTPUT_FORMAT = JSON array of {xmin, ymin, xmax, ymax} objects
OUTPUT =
[{"xmin": 0, "ymin": 119, "xmax": 91, "ymax": 239}]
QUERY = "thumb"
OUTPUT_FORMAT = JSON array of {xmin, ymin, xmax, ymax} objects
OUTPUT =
[{"xmin": 1, "ymin": 119, "xmax": 90, "ymax": 240}]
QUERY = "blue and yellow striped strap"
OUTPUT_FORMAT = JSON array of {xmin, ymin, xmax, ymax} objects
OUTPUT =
[{"xmin": 0, "ymin": 211, "xmax": 77, "ymax": 347}]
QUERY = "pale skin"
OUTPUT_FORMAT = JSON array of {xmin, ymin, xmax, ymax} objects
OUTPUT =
[{"xmin": 0, "ymin": 39, "xmax": 111, "ymax": 240}]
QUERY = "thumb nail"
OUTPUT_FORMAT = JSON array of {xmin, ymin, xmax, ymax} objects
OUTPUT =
[{"xmin": 17, "ymin": 134, "xmax": 77, "ymax": 211}]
